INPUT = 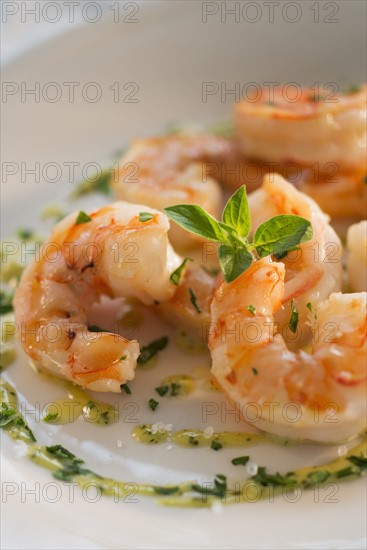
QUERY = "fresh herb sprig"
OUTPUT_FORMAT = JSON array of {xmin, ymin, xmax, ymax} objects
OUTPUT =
[{"xmin": 164, "ymin": 186, "xmax": 312, "ymax": 283}]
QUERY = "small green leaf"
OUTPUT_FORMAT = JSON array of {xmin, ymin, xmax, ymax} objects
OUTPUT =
[
  {"xmin": 164, "ymin": 205, "xmax": 228, "ymax": 243},
  {"xmin": 139, "ymin": 212, "xmax": 154, "ymax": 222},
  {"xmin": 247, "ymin": 305, "xmax": 256, "ymax": 315},
  {"xmin": 306, "ymin": 302, "xmax": 312, "ymax": 312},
  {"xmin": 289, "ymin": 300, "xmax": 299, "ymax": 333},
  {"xmin": 189, "ymin": 288, "xmax": 202, "ymax": 314},
  {"xmin": 253, "ymin": 215, "xmax": 312, "ymax": 258},
  {"xmin": 170, "ymin": 258, "xmax": 193, "ymax": 286},
  {"xmin": 211, "ymin": 441, "xmax": 223, "ymax": 451},
  {"xmin": 222, "ymin": 186, "xmax": 251, "ymax": 238},
  {"xmin": 218, "ymin": 243, "xmax": 253, "ymax": 283},
  {"xmin": 75, "ymin": 211, "xmax": 92, "ymax": 225}
]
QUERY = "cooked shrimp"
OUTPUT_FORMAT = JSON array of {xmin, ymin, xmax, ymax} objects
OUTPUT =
[
  {"xmin": 347, "ymin": 220, "xmax": 367, "ymax": 292},
  {"xmin": 113, "ymin": 133, "xmax": 236, "ymax": 249},
  {"xmin": 156, "ymin": 266, "xmax": 221, "ymax": 340},
  {"xmin": 248, "ymin": 174, "xmax": 343, "ymax": 344},
  {"xmin": 297, "ymin": 166, "xmax": 367, "ymax": 219},
  {"xmin": 209, "ymin": 257, "xmax": 367, "ymax": 443},
  {"xmin": 13, "ymin": 203, "xmax": 181, "ymax": 392},
  {"xmin": 234, "ymin": 84, "xmax": 367, "ymax": 170}
]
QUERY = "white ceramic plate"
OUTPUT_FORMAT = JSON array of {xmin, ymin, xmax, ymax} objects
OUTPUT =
[{"xmin": 1, "ymin": 2, "xmax": 366, "ymax": 548}]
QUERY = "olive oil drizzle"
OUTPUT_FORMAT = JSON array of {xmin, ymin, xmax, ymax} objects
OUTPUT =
[
  {"xmin": 37, "ymin": 371, "xmax": 118, "ymax": 426},
  {"xmin": 132, "ymin": 424, "xmax": 289, "ymax": 448}
]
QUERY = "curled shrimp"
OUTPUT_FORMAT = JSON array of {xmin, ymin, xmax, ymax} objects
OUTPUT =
[
  {"xmin": 248, "ymin": 174, "xmax": 343, "ymax": 344},
  {"xmin": 113, "ymin": 133, "xmax": 237, "ymax": 249},
  {"xmin": 296, "ymin": 166, "xmax": 367, "ymax": 220},
  {"xmin": 234, "ymin": 84, "xmax": 367, "ymax": 170},
  {"xmin": 13, "ymin": 203, "xmax": 181, "ymax": 392},
  {"xmin": 209, "ymin": 257, "xmax": 367, "ymax": 443},
  {"xmin": 347, "ymin": 220, "xmax": 367, "ymax": 292}
]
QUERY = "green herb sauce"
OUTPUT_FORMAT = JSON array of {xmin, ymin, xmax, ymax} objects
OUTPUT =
[{"xmin": 1, "ymin": 379, "xmax": 366, "ymax": 508}]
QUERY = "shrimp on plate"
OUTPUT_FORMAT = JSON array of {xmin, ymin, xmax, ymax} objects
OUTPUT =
[
  {"xmin": 13, "ymin": 203, "xmax": 182, "ymax": 392},
  {"xmin": 347, "ymin": 220, "xmax": 367, "ymax": 292},
  {"xmin": 248, "ymin": 174, "xmax": 343, "ymax": 344},
  {"xmin": 113, "ymin": 133, "xmax": 237, "ymax": 249},
  {"xmin": 296, "ymin": 166, "xmax": 367, "ymax": 220},
  {"xmin": 234, "ymin": 84, "xmax": 367, "ymax": 170},
  {"xmin": 209, "ymin": 257, "xmax": 367, "ymax": 443}
]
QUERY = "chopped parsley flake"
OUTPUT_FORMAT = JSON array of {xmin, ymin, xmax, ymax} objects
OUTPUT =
[
  {"xmin": 155, "ymin": 385, "xmax": 169, "ymax": 397},
  {"xmin": 211, "ymin": 440, "xmax": 223, "ymax": 451},
  {"xmin": 170, "ymin": 258, "xmax": 192, "ymax": 286},
  {"xmin": 0, "ymin": 291, "xmax": 14, "ymax": 315},
  {"xmin": 46, "ymin": 445, "xmax": 81, "ymax": 462},
  {"xmin": 148, "ymin": 398, "xmax": 159, "ymax": 411},
  {"xmin": 303, "ymin": 470, "xmax": 330, "ymax": 487},
  {"xmin": 16, "ymin": 228, "xmax": 33, "ymax": 240},
  {"xmin": 191, "ymin": 474, "xmax": 227, "ymax": 498},
  {"xmin": 247, "ymin": 305, "xmax": 256, "ymax": 315},
  {"xmin": 0, "ymin": 402, "xmax": 18, "ymax": 426},
  {"xmin": 75, "ymin": 211, "xmax": 92, "ymax": 225},
  {"xmin": 289, "ymin": 300, "xmax": 299, "ymax": 333},
  {"xmin": 252, "ymin": 467, "xmax": 295, "ymax": 487},
  {"xmin": 139, "ymin": 212, "xmax": 154, "ymax": 222},
  {"xmin": 348, "ymin": 455, "xmax": 367, "ymax": 470},
  {"xmin": 231, "ymin": 456, "xmax": 250, "ymax": 466},
  {"xmin": 43, "ymin": 412, "xmax": 59, "ymax": 423},
  {"xmin": 120, "ymin": 384, "xmax": 131, "ymax": 395},
  {"xmin": 189, "ymin": 288, "xmax": 201, "ymax": 314},
  {"xmin": 137, "ymin": 336, "xmax": 169, "ymax": 366}
]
